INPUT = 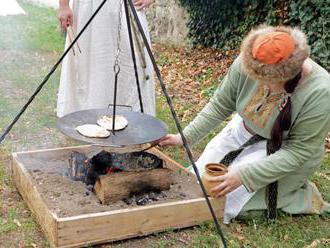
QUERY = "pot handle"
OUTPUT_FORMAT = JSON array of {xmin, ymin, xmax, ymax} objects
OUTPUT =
[{"xmin": 107, "ymin": 104, "xmax": 133, "ymax": 111}]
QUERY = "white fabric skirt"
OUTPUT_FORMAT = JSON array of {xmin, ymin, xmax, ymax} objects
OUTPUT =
[
  {"xmin": 191, "ymin": 114, "xmax": 267, "ymax": 223},
  {"xmin": 57, "ymin": 0, "xmax": 155, "ymax": 117}
]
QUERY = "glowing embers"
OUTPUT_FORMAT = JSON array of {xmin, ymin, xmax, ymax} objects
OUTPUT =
[{"xmin": 67, "ymin": 150, "xmax": 174, "ymax": 205}]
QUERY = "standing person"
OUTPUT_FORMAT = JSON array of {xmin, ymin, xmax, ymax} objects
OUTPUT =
[
  {"xmin": 159, "ymin": 25, "xmax": 330, "ymax": 223},
  {"xmin": 57, "ymin": 0, "xmax": 155, "ymax": 117}
]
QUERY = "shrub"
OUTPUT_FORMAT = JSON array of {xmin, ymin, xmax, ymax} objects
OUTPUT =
[{"xmin": 179, "ymin": 0, "xmax": 330, "ymax": 70}]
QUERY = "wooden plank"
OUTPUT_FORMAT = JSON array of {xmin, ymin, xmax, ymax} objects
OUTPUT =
[
  {"xmin": 15, "ymin": 145, "xmax": 190, "ymax": 174},
  {"xmin": 11, "ymin": 153, "xmax": 58, "ymax": 247},
  {"xmin": 56, "ymin": 197, "xmax": 224, "ymax": 248},
  {"xmin": 14, "ymin": 145, "xmax": 190, "ymax": 175},
  {"xmin": 12, "ymin": 146, "xmax": 225, "ymax": 247},
  {"xmin": 94, "ymin": 168, "xmax": 174, "ymax": 204},
  {"xmin": 15, "ymin": 144, "xmax": 153, "ymax": 161},
  {"xmin": 148, "ymin": 148, "xmax": 192, "ymax": 174}
]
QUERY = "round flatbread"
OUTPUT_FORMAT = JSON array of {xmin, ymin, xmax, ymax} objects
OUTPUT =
[
  {"xmin": 97, "ymin": 115, "xmax": 128, "ymax": 131},
  {"xmin": 76, "ymin": 124, "xmax": 111, "ymax": 138}
]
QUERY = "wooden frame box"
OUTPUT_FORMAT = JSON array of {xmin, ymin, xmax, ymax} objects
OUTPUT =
[{"xmin": 11, "ymin": 145, "xmax": 224, "ymax": 248}]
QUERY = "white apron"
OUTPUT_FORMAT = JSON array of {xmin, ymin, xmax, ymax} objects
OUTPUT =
[
  {"xmin": 191, "ymin": 114, "xmax": 267, "ymax": 223},
  {"xmin": 57, "ymin": 0, "xmax": 155, "ymax": 117}
]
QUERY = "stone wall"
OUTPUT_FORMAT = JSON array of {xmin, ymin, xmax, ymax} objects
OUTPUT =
[
  {"xmin": 146, "ymin": 0, "xmax": 188, "ymax": 46},
  {"xmin": 26, "ymin": 0, "xmax": 188, "ymax": 45}
]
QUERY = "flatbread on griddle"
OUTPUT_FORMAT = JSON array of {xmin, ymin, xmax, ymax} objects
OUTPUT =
[
  {"xmin": 76, "ymin": 124, "xmax": 111, "ymax": 138},
  {"xmin": 97, "ymin": 115, "xmax": 128, "ymax": 131}
]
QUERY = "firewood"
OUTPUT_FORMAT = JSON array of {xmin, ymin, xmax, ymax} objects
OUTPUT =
[{"xmin": 94, "ymin": 168, "xmax": 174, "ymax": 204}]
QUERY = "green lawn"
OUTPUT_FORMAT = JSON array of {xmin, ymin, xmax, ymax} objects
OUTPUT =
[{"xmin": 0, "ymin": 1, "xmax": 329, "ymax": 247}]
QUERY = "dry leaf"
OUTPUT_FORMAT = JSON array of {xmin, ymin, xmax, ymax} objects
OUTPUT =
[
  {"xmin": 304, "ymin": 238, "xmax": 330, "ymax": 248},
  {"xmin": 18, "ymin": 241, "xmax": 25, "ymax": 248},
  {"xmin": 177, "ymin": 238, "xmax": 188, "ymax": 245},
  {"xmin": 325, "ymin": 132, "xmax": 330, "ymax": 153},
  {"xmin": 315, "ymin": 172, "xmax": 330, "ymax": 181},
  {"xmin": 235, "ymin": 225, "xmax": 243, "ymax": 234},
  {"xmin": 13, "ymin": 218, "xmax": 21, "ymax": 227},
  {"xmin": 237, "ymin": 235, "xmax": 245, "ymax": 241},
  {"xmin": 154, "ymin": 43, "xmax": 238, "ymax": 121}
]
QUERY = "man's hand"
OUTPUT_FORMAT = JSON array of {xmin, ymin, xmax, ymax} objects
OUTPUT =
[
  {"xmin": 58, "ymin": 5, "xmax": 73, "ymax": 31},
  {"xmin": 158, "ymin": 134, "xmax": 183, "ymax": 147},
  {"xmin": 209, "ymin": 168, "xmax": 242, "ymax": 197},
  {"xmin": 133, "ymin": 0, "xmax": 154, "ymax": 10}
]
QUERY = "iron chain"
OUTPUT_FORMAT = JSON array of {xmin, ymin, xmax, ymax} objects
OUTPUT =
[{"xmin": 114, "ymin": 0, "xmax": 124, "ymax": 73}]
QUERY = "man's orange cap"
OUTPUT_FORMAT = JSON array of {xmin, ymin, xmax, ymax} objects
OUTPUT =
[{"xmin": 252, "ymin": 31, "xmax": 295, "ymax": 65}]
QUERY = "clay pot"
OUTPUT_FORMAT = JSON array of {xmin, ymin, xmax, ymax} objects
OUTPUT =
[{"xmin": 201, "ymin": 163, "xmax": 228, "ymax": 197}]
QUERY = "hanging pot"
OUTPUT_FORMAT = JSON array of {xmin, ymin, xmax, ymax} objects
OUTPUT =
[{"xmin": 201, "ymin": 163, "xmax": 228, "ymax": 197}]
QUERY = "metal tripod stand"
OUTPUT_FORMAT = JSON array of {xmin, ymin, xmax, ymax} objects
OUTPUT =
[{"xmin": 0, "ymin": 1, "xmax": 227, "ymax": 246}]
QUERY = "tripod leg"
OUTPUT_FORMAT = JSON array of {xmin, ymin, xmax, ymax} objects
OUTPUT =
[
  {"xmin": 123, "ymin": 0, "xmax": 144, "ymax": 113},
  {"xmin": 126, "ymin": 1, "xmax": 228, "ymax": 247},
  {"xmin": 0, "ymin": 0, "xmax": 109, "ymax": 144}
]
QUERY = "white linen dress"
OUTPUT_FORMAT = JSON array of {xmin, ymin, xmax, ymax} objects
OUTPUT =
[{"xmin": 57, "ymin": 0, "xmax": 155, "ymax": 117}]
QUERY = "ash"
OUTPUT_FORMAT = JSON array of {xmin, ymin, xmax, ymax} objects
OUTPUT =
[{"xmin": 123, "ymin": 191, "xmax": 167, "ymax": 206}]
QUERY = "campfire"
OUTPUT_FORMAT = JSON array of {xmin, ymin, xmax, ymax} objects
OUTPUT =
[{"xmin": 67, "ymin": 150, "xmax": 174, "ymax": 205}]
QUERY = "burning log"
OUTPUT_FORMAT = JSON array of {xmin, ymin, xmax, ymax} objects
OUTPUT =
[
  {"xmin": 67, "ymin": 150, "xmax": 174, "ymax": 204},
  {"xmin": 67, "ymin": 151, "xmax": 89, "ymax": 182},
  {"xmin": 67, "ymin": 151, "xmax": 111, "ymax": 186},
  {"xmin": 94, "ymin": 168, "xmax": 173, "ymax": 204}
]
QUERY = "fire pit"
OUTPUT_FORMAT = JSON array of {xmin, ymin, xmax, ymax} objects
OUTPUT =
[
  {"xmin": 67, "ymin": 150, "xmax": 174, "ymax": 205},
  {"xmin": 11, "ymin": 145, "xmax": 225, "ymax": 248}
]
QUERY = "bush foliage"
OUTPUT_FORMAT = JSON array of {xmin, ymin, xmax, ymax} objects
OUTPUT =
[{"xmin": 179, "ymin": 0, "xmax": 330, "ymax": 70}]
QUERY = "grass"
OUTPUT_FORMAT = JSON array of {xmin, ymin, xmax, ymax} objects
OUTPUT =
[
  {"xmin": 0, "ymin": 1, "xmax": 329, "ymax": 247},
  {"xmin": 0, "ymin": 1, "xmax": 64, "ymax": 52}
]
